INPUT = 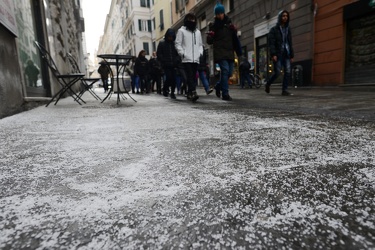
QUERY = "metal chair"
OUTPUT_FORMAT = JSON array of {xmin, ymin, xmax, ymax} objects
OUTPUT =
[
  {"xmin": 66, "ymin": 53, "xmax": 102, "ymax": 101},
  {"xmin": 34, "ymin": 41, "xmax": 85, "ymax": 107}
]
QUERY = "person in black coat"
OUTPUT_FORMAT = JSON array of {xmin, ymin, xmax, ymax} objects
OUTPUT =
[
  {"xmin": 207, "ymin": 2, "xmax": 242, "ymax": 101},
  {"xmin": 149, "ymin": 51, "xmax": 163, "ymax": 94},
  {"xmin": 134, "ymin": 50, "xmax": 150, "ymax": 94},
  {"xmin": 265, "ymin": 10, "xmax": 295, "ymax": 96},
  {"xmin": 239, "ymin": 56, "xmax": 252, "ymax": 88},
  {"xmin": 157, "ymin": 28, "xmax": 180, "ymax": 99}
]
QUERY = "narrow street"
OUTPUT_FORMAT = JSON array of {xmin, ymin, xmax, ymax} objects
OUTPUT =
[{"xmin": 0, "ymin": 86, "xmax": 374, "ymax": 249}]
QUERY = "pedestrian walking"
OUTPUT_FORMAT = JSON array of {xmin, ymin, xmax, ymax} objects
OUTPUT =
[
  {"xmin": 198, "ymin": 48, "xmax": 213, "ymax": 95},
  {"xmin": 134, "ymin": 50, "xmax": 150, "ymax": 94},
  {"xmin": 149, "ymin": 51, "xmax": 163, "ymax": 94},
  {"xmin": 125, "ymin": 56, "xmax": 139, "ymax": 94},
  {"xmin": 157, "ymin": 28, "xmax": 181, "ymax": 99},
  {"xmin": 175, "ymin": 12, "xmax": 203, "ymax": 102},
  {"xmin": 265, "ymin": 10, "xmax": 295, "ymax": 96},
  {"xmin": 239, "ymin": 56, "xmax": 252, "ymax": 89},
  {"xmin": 98, "ymin": 61, "xmax": 111, "ymax": 93},
  {"xmin": 207, "ymin": 1, "xmax": 242, "ymax": 101}
]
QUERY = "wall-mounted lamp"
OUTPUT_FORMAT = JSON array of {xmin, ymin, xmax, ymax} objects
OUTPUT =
[{"xmin": 237, "ymin": 30, "xmax": 242, "ymax": 37}]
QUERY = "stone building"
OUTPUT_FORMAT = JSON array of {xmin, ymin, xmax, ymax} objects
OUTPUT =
[
  {"xmin": 0, "ymin": 0, "xmax": 86, "ymax": 118},
  {"xmin": 98, "ymin": 0, "xmax": 155, "ymax": 58}
]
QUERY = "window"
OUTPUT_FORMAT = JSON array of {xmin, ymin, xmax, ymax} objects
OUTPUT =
[
  {"xmin": 148, "ymin": 20, "xmax": 152, "ymax": 32},
  {"xmin": 138, "ymin": 19, "xmax": 152, "ymax": 32},
  {"xmin": 175, "ymin": 0, "xmax": 185, "ymax": 13},
  {"xmin": 143, "ymin": 42, "xmax": 150, "ymax": 55},
  {"xmin": 199, "ymin": 13, "xmax": 206, "ymax": 29},
  {"xmin": 140, "ymin": 0, "xmax": 151, "ymax": 8},
  {"xmin": 159, "ymin": 9, "xmax": 164, "ymax": 31},
  {"xmin": 222, "ymin": 0, "xmax": 234, "ymax": 13}
]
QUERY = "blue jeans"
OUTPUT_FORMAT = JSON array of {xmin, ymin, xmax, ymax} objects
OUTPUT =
[
  {"xmin": 131, "ymin": 75, "xmax": 139, "ymax": 92},
  {"xmin": 267, "ymin": 55, "xmax": 291, "ymax": 92},
  {"xmin": 216, "ymin": 60, "xmax": 234, "ymax": 97},
  {"xmin": 198, "ymin": 70, "xmax": 210, "ymax": 92}
]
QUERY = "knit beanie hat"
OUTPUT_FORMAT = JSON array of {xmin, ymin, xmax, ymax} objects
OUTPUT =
[{"xmin": 214, "ymin": 1, "xmax": 225, "ymax": 15}]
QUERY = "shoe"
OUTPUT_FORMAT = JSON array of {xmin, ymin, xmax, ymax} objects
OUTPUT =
[
  {"xmin": 249, "ymin": 85, "xmax": 253, "ymax": 89},
  {"xmin": 206, "ymin": 88, "xmax": 213, "ymax": 95},
  {"xmin": 222, "ymin": 95, "xmax": 232, "ymax": 101},
  {"xmin": 170, "ymin": 93, "xmax": 176, "ymax": 99},
  {"xmin": 163, "ymin": 90, "xmax": 168, "ymax": 97},
  {"xmin": 282, "ymin": 91, "xmax": 293, "ymax": 96},
  {"xmin": 215, "ymin": 85, "xmax": 221, "ymax": 98},
  {"xmin": 191, "ymin": 91, "xmax": 199, "ymax": 102},
  {"xmin": 265, "ymin": 84, "xmax": 270, "ymax": 94},
  {"xmin": 187, "ymin": 93, "xmax": 192, "ymax": 100}
]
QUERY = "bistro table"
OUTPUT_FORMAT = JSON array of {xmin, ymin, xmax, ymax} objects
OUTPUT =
[{"xmin": 97, "ymin": 54, "xmax": 136, "ymax": 104}]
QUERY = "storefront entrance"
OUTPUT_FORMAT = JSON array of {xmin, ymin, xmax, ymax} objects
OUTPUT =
[
  {"xmin": 345, "ymin": 13, "xmax": 375, "ymax": 84},
  {"xmin": 256, "ymin": 35, "xmax": 269, "ymax": 80}
]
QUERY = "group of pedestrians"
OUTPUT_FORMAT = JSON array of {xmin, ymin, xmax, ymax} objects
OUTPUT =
[{"xmin": 97, "ymin": 3, "xmax": 295, "ymax": 100}]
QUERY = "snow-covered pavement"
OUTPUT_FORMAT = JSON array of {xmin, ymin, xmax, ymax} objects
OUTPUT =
[{"xmin": 1, "ymin": 88, "xmax": 374, "ymax": 249}]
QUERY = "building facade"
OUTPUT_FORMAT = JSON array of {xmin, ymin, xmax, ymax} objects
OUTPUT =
[
  {"xmin": 313, "ymin": 0, "xmax": 375, "ymax": 85},
  {"xmin": 0, "ymin": 0, "xmax": 87, "ymax": 118},
  {"xmin": 98, "ymin": 0, "xmax": 155, "ymax": 58}
]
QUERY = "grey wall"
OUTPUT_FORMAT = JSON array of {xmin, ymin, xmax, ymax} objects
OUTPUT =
[{"xmin": 0, "ymin": 25, "xmax": 24, "ymax": 119}]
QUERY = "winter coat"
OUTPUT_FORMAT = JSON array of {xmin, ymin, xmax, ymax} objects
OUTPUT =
[
  {"xmin": 175, "ymin": 26, "xmax": 203, "ymax": 64},
  {"xmin": 157, "ymin": 29, "xmax": 181, "ymax": 69},
  {"xmin": 207, "ymin": 15, "xmax": 241, "ymax": 62},
  {"xmin": 239, "ymin": 59, "xmax": 251, "ymax": 74},
  {"xmin": 149, "ymin": 57, "xmax": 162, "ymax": 75},
  {"xmin": 98, "ymin": 64, "xmax": 110, "ymax": 78},
  {"xmin": 198, "ymin": 49, "xmax": 209, "ymax": 72},
  {"xmin": 268, "ymin": 10, "xmax": 294, "ymax": 59},
  {"xmin": 134, "ymin": 56, "xmax": 149, "ymax": 77}
]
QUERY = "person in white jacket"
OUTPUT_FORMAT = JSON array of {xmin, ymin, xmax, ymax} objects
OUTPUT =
[{"xmin": 175, "ymin": 12, "xmax": 203, "ymax": 102}]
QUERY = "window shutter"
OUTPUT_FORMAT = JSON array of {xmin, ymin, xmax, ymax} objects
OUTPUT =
[{"xmin": 148, "ymin": 20, "xmax": 152, "ymax": 32}]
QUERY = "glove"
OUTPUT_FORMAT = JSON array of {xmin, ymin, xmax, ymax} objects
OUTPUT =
[
  {"xmin": 229, "ymin": 24, "xmax": 237, "ymax": 32},
  {"xmin": 206, "ymin": 31, "xmax": 215, "ymax": 37}
]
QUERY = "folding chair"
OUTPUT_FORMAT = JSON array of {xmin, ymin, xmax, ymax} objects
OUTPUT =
[
  {"xmin": 34, "ymin": 41, "xmax": 85, "ymax": 107},
  {"xmin": 66, "ymin": 53, "xmax": 102, "ymax": 101}
]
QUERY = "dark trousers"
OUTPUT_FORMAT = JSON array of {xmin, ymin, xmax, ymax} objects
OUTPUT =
[
  {"xmin": 101, "ymin": 77, "xmax": 109, "ymax": 91},
  {"xmin": 151, "ymin": 74, "xmax": 162, "ymax": 93},
  {"xmin": 163, "ymin": 67, "xmax": 177, "ymax": 94},
  {"xmin": 183, "ymin": 63, "xmax": 198, "ymax": 94},
  {"xmin": 139, "ymin": 75, "xmax": 150, "ymax": 93}
]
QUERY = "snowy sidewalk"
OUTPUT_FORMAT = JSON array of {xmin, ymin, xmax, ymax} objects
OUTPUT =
[{"xmin": 0, "ymin": 88, "xmax": 374, "ymax": 249}]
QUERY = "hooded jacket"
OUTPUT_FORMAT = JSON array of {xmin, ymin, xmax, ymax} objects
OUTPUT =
[
  {"xmin": 134, "ymin": 54, "xmax": 149, "ymax": 77},
  {"xmin": 268, "ymin": 10, "xmax": 294, "ymax": 59},
  {"xmin": 207, "ymin": 15, "xmax": 238, "ymax": 62},
  {"xmin": 175, "ymin": 23, "xmax": 203, "ymax": 64},
  {"xmin": 157, "ymin": 29, "xmax": 180, "ymax": 69}
]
